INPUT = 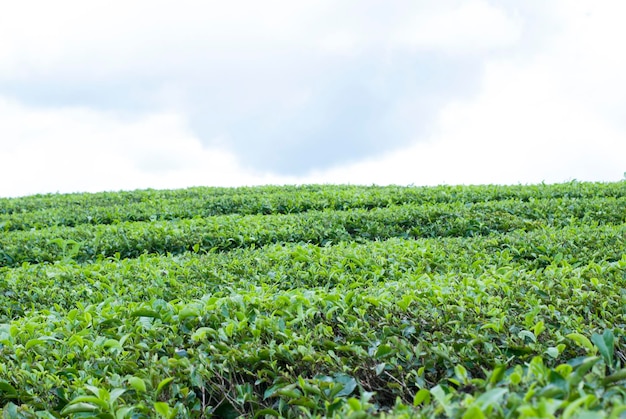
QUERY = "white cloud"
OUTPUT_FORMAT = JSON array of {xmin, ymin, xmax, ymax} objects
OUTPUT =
[
  {"xmin": 302, "ymin": 85, "xmax": 625, "ymax": 186},
  {"xmin": 300, "ymin": 1, "xmax": 626, "ymax": 186},
  {"xmin": 0, "ymin": 1, "xmax": 328, "ymax": 80},
  {"xmin": 0, "ymin": 0, "xmax": 625, "ymax": 197},
  {"xmin": 395, "ymin": 0, "xmax": 522, "ymax": 53},
  {"xmin": 0, "ymin": 1, "xmax": 522, "ymax": 82},
  {"xmin": 2, "ymin": 0, "xmax": 517, "ymax": 177},
  {"xmin": 0, "ymin": 97, "xmax": 288, "ymax": 197},
  {"xmin": 546, "ymin": 0, "xmax": 626, "ymax": 125}
]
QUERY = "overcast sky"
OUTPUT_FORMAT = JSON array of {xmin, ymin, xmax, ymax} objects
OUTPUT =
[{"xmin": 1, "ymin": 0, "xmax": 625, "ymax": 197}]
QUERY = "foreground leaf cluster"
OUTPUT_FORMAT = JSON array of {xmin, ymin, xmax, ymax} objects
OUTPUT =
[{"xmin": 0, "ymin": 181, "xmax": 625, "ymax": 418}]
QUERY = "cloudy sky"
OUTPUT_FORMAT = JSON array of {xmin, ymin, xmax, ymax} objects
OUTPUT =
[{"xmin": 1, "ymin": 0, "xmax": 625, "ymax": 197}]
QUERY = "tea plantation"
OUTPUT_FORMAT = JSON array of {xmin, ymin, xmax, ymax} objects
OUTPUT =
[{"xmin": 0, "ymin": 182, "xmax": 625, "ymax": 418}]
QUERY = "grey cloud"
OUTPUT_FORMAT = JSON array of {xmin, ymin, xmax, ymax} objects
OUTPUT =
[
  {"xmin": 2, "ymin": 1, "xmax": 527, "ymax": 175},
  {"xmin": 1, "ymin": 48, "xmax": 484, "ymax": 175},
  {"xmin": 0, "ymin": 79, "xmax": 155, "ymax": 114},
  {"xmin": 186, "ymin": 51, "xmax": 484, "ymax": 174}
]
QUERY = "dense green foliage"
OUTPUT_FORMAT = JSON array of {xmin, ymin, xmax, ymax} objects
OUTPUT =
[{"xmin": 0, "ymin": 181, "xmax": 625, "ymax": 418}]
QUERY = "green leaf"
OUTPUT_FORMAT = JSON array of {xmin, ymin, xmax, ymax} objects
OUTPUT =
[
  {"xmin": 591, "ymin": 329, "xmax": 614, "ymax": 368},
  {"xmin": 462, "ymin": 405, "xmax": 486, "ymax": 419},
  {"xmin": 156, "ymin": 377, "xmax": 175, "ymax": 397},
  {"xmin": 179, "ymin": 305, "xmax": 199, "ymax": 320},
  {"xmin": 154, "ymin": 402, "xmax": 172, "ymax": 418},
  {"xmin": 347, "ymin": 398, "xmax": 361, "ymax": 411},
  {"xmin": 375, "ymin": 344, "xmax": 393, "ymax": 359},
  {"xmin": 115, "ymin": 406, "xmax": 135, "ymax": 419},
  {"xmin": 61, "ymin": 402, "xmax": 100, "ymax": 415},
  {"xmin": 278, "ymin": 388, "xmax": 302, "ymax": 399},
  {"xmin": 85, "ymin": 385, "xmax": 107, "ymax": 400},
  {"xmin": 190, "ymin": 327, "xmax": 213, "ymax": 342},
  {"xmin": 0, "ymin": 381, "xmax": 18, "ymax": 397},
  {"xmin": 474, "ymin": 388, "xmax": 507, "ymax": 408},
  {"xmin": 131, "ymin": 309, "xmax": 161, "ymax": 319},
  {"xmin": 333, "ymin": 374, "xmax": 357, "ymax": 398},
  {"xmin": 413, "ymin": 389, "xmax": 431, "ymax": 407},
  {"xmin": 609, "ymin": 405, "xmax": 626, "ymax": 419},
  {"xmin": 567, "ymin": 333, "xmax": 595, "ymax": 353},
  {"xmin": 532, "ymin": 321, "xmax": 545, "ymax": 337},
  {"xmin": 109, "ymin": 388, "xmax": 126, "ymax": 404},
  {"xmin": 568, "ymin": 357, "xmax": 601, "ymax": 390},
  {"xmin": 562, "ymin": 395, "xmax": 596, "ymax": 419},
  {"xmin": 67, "ymin": 395, "xmax": 109, "ymax": 410},
  {"xmin": 103, "ymin": 339, "xmax": 122, "ymax": 349},
  {"xmin": 2, "ymin": 403, "xmax": 19, "ymax": 418},
  {"xmin": 263, "ymin": 382, "xmax": 288, "ymax": 400},
  {"xmin": 128, "ymin": 376, "xmax": 147, "ymax": 393},
  {"xmin": 454, "ymin": 365, "xmax": 469, "ymax": 384},
  {"xmin": 602, "ymin": 368, "xmax": 626, "ymax": 385},
  {"xmin": 431, "ymin": 385, "xmax": 453, "ymax": 417},
  {"xmin": 289, "ymin": 396, "xmax": 317, "ymax": 409},
  {"xmin": 298, "ymin": 378, "xmax": 321, "ymax": 396},
  {"xmin": 375, "ymin": 363, "xmax": 386, "ymax": 376},
  {"xmin": 25, "ymin": 338, "xmax": 44, "ymax": 350},
  {"xmin": 487, "ymin": 365, "xmax": 506, "ymax": 385},
  {"xmin": 254, "ymin": 409, "xmax": 280, "ymax": 418},
  {"xmin": 518, "ymin": 330, "xmax": 536, "ymax": 343},
  {"xmin": 546, "ymin": 347, "xmax": 560, "ymax": 359}
]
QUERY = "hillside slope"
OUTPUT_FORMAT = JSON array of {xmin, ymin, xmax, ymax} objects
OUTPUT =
[{"xmin": 0, "ymin": 181, "xmax": 625, "ymax": 418}]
